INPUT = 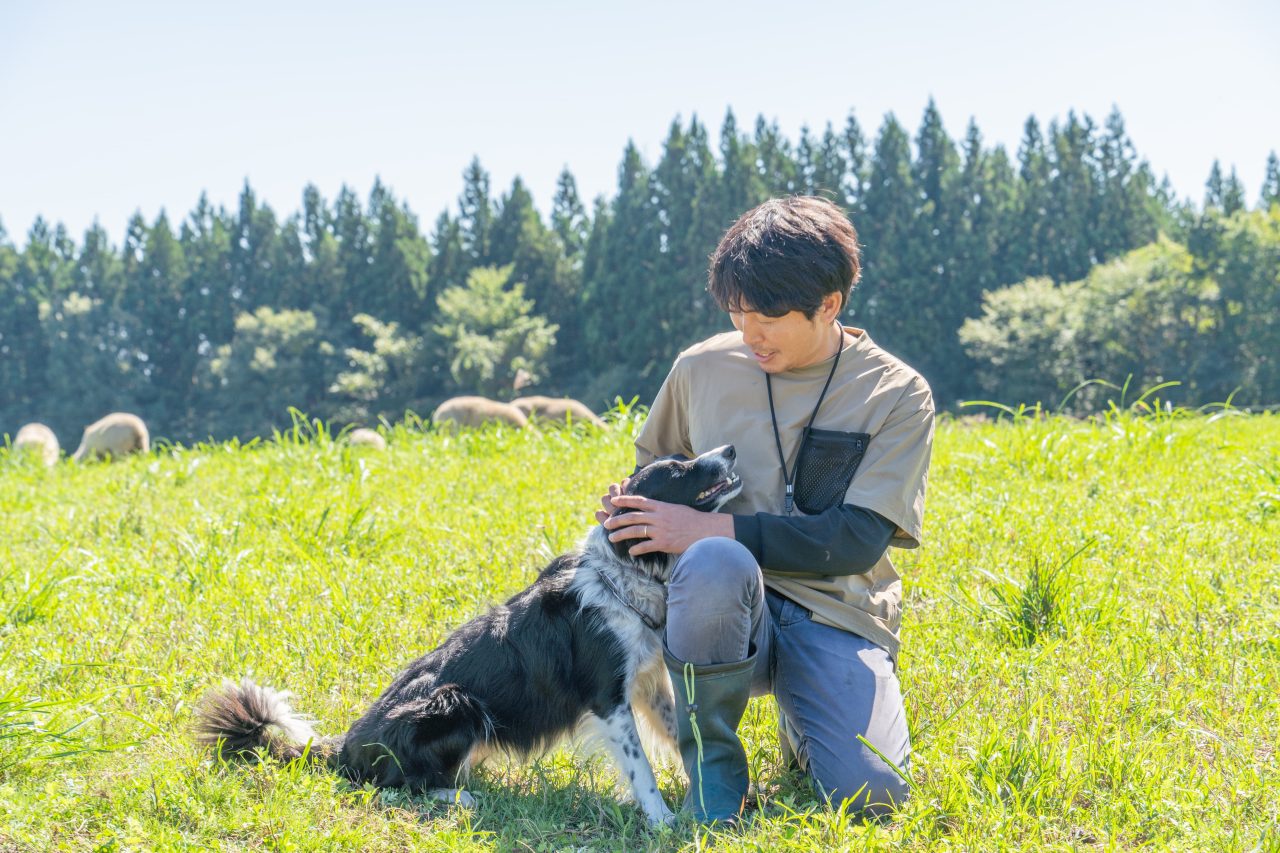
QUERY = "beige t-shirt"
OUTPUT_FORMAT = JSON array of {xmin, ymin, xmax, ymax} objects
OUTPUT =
[{"xmin": 635, "ymin": 326, "xmax": 934, "ymax": 658}]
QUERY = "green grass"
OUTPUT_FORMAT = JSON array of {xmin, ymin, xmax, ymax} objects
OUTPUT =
[{"xmin": 1, "ymin": 409, "xmax": 1277, "ymax": 851}]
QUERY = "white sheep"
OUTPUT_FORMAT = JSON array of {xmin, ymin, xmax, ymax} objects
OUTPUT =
[
  {"xmin": 13, "ymin": 423, "xmax": 60, "ymax": 466},
  {"xmin": 346, "ymin": 428, "xmax": 387, "ymax": 450},
  {"xmin": 73, "ymin": 412, "xmax": 150, "ymax": 462},
  {"xmin": 432, "ymin": 396, "xmax": 529, "ymax": 431},
  {"xmin": 511, "ymin": 396, "xmax": 607, "ymax": 428}
]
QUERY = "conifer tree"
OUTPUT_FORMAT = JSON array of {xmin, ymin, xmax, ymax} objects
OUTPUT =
[
  {"xmin": 490, "ymin": 177, "xmax": 578, "ymax": 377},
  {"xmin": 1043, "ymin": 112, "xmax": 1097, "ymax": 282},
  {"xmin": 714, "ymin": 110, "xmax": 766, "ymax": 227},
  {"xmin": 581, "ymin": 142, "xmax": 663, "ymax": 397},
  {"xmin": 229, "ymin": 184, "xmax": 288, "ymax": 311},
  {"xmin": 333, "ymin": 184, "xmax": 373, "ymax": 322},
  {"xmin": 0, "ymin": 218, "xmax": 62, "ymax": 420},
  {"xmin": 128, "ymin": 212, "xmax": 192, "ymax": 428},
  {"xmin": 580, "ymin": 196, "xmax": 612, "ymax": 324},
  {"xmin": 1012, "ymin": 117, "xmax": 1052, "ymax": 277},
  {"xmin": 73, "ymin": 223, "xmax": 122, "ymax": 303},
  {"xmin": 550, "ymin": 168, "xmax": 589, "ymax": 262},
  {"xmin": 947, "ymin": 120, "xmax": 1007, "ymax": 399},
  {"xmin": 1261, "ymin": 151, "xmax": 1280, "ymax": 210},
  {"xmin": 1221, "ymin": 167, "xmax": 1246, "ymax": 215},
  {"xmin": 754, "ymin": 117, "xmax": 799, "ymax": 196},
  {"xmin": 797, "ymin": 126, "xmax": 819, "ymax": 195},
  {"xmin": 982, "ymin": 144, "xmax": 1021, "ymax": 288},
  {"xmin": 427, "ymin": 211, "xmax": 466, "ymax": 299},
  {"xmin": 841, "ymin": 111, "xmax": 869, "ymax": 215},
  {"xmin": 904, "ymin": 100, "xmax": 963, "ymax": 396},
  {"xmin": 689, "ymin": 111, "xmax": 766, "ymax": 336},
  {"xmin": 458, "ymin": 158, "xmax": 494, "ymax": 267},
  {"xmin": 798, "ymin": 123, "xmax": 848, "ymax": 203},
  {"xmin": 857, "ymin": 114, "xmax": 915, "ymax": 328},
  {"xmin": 290, "ymin": 185, "xmax": 344, "ymax": 316},
  {"xmin": 814, "ymin": 123, "xmax": 849, "ymax": 205},
  {"xmin": 489, "ymin": 177, "xmax": 538, "ymax": 265},
  {"xmin": 366, "ymin": 179, "xmax": 431, "ymax": 327},
  {"xmin": 952, "ymin": 121, "xmax": 1019, "ymax": 294},
  {"xmin": 651, "ymin": 117, "xmax": 721, "ymax": 347},
  {"xmin": 683, "ymin": 116, "xmax": 739, "ymax": 344},
  {"xmin": 1204, "ymin": 160, "xmax": 1227, "ymax": 210},
  {"xmin": 1093, "ymin": 109, "xmax": 1159, "ymax": 261}
]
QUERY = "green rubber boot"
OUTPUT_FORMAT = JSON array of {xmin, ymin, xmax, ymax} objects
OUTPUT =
[{"xmin": 665, "ymin": 649, "xmax": 756, "ymax": 823}]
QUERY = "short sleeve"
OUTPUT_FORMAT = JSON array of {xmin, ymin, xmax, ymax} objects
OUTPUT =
[
  {"xmin": 841, "ymin": 375, "xmax": 934, "ymax": 548},
  {"xmin": 635, "ymin": 357, "xmax": 695, "ymax": 466}
]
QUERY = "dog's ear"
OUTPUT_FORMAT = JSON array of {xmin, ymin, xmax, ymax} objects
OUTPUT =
[
  {"xmin": 625, "ymin": 454, "xmax": 689, "ymax": 491},
  {"xmin": 625, "ymin": 454, "xmax": 691, "ymax": 498}
]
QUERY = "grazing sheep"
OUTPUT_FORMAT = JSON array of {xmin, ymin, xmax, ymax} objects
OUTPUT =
[
  {"xmin": 347, "ymin": 428, "xmax": 387, "ymax": 450},
  {"xmin": 13, "ymin": 423, "xmax": 60, "ymax": 466},
  {"xmin": 432, "ymin": 396, "xmax": 528, "ymax": 431},
  {"xmin": 73, "ymin": 412, "xmax": 150, "ymax": 462},
  {"xmin": 511, "ymin": 395, "xmax": 607, "ymax": 428}
]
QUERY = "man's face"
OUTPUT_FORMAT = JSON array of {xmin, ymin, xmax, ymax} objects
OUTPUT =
[{"xmin": 729, "ymin": 293, "xmax": 842, "ymax": 374}]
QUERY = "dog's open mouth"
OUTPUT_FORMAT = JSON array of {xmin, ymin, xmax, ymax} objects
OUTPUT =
[{"xmin": 694, "ymin": 474, "xmax": 741, "ymax": 506}]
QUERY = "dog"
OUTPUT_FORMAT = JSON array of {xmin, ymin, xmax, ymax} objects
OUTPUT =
[{"xmin": 195, "ymin": 445, "xmax": 741, "ymax": 827}]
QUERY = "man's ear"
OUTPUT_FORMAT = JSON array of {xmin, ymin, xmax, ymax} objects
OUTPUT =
[{"xmin": 819, "ymin": 291, "xmax": 843, "ymax": 323}]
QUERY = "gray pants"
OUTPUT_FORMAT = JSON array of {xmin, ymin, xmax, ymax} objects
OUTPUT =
[{"xmin": 665, "ymin": 537, "xmax": 911, "ymax": 810}]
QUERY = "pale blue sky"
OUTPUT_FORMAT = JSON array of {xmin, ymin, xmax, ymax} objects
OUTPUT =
[{"xmin": 2, "ymin": 0, "xmax": 1277, "ymax": 247}]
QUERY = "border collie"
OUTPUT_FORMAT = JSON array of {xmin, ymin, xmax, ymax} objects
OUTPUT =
[{"xmin": 195, "ymin": 445, "xmax": 741, "ymax": 827}]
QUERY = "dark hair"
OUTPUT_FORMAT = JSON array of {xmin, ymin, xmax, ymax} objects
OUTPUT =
[{"xmin": 707, "ymin": 196, "xmax": 861, "ymax": 318}]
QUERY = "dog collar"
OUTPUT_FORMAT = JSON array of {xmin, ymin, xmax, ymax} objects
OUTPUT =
[{"xmin": 595, "ymin": 567, "xmax": 664, "ymax": 631}]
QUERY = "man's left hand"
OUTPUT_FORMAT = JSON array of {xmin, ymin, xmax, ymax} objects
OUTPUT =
[{"xmin": 603, "ymin": 495, "xmax": 735, "ymax": 556}]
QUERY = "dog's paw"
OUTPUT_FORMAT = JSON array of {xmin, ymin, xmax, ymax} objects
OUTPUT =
[
  {"xmin": 427, "ymin": 787, "xmax": 476, "ymax": 809},
  {"xmin": 645, "ymin": 803, "xmax": 676, "ymax": 828}
]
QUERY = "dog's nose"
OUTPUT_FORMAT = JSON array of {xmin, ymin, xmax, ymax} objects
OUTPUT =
[{"xmin": 723, "ymin": 445, "xmax": 736, "ymax": 461}]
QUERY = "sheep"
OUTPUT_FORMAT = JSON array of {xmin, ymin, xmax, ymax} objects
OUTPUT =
[
  {"xmin": 431, "ymin": 396, "xmax": 529, "ymax": 431},
  {"xmin": 511, "ymin": 395, "xmax": 607, "ymax": 428},
  {"xmin": 346, "ymin": 428, "xmax": 387, "ymax": 450},
  {"xmin": 72, "ymin": 412, "xmax": 150, "ymax": 462},
  {"xmin": 13, "ymin": 423, "xmax": 60, "ymax": 466}
]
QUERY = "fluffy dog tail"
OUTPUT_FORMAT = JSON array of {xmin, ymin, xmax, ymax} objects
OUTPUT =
[{"xmin": 195, "ymin": 677, "xmax": 340, "ymax": 766}]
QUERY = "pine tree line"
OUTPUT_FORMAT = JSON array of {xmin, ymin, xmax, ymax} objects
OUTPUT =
[{"xmin": 3, "ymin": 103, "xmax": 1278, "ymax": 444}]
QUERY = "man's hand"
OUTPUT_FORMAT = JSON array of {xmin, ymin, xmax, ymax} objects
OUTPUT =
[
  {"xmin": 595, "ymin": 478, "xmax": 632, "ymax": 525},
  {"xmin": 602, "ymin": 495, "xmax": 735, "ymax": 556}
]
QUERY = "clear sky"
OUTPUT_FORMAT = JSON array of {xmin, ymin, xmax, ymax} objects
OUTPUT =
[{"xmin": 2, "ymin": 0, "xmax": 1277, "ymax": 247}]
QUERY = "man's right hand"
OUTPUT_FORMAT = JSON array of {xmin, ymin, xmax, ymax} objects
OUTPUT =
[{"xmin": 595, "ymin": 477, "xmax": 632, "ymax": 524}]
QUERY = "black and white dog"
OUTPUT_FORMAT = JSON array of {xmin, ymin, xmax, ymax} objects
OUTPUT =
[{"xmin": 196, "ymin": 445, "xmax": 740, "ymax": 826}]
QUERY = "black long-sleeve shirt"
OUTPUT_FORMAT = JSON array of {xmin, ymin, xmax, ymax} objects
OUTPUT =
[{"xmin": 732, "ymin": 505, "xmax": 896, "ymax": 576}]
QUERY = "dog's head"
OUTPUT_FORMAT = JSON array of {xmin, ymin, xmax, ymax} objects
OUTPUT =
[{"xmin": 608, "ymin": 444, "xmax": 742, "ymax": 571}]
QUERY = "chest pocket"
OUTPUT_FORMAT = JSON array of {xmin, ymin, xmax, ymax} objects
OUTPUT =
[{"xmin": 793, "ymin": 427, "xmax": 871, "ymax": 515}]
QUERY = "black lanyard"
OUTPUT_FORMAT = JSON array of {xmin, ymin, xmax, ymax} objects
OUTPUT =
[{"xmin": 765, "ymin": 326, "xmax": 843, "ymax": 516}]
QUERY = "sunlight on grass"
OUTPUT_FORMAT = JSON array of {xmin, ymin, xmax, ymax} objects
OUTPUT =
[{"xmin": 0, "ymin": 407, "xmax": 1277, "ymax": 850}]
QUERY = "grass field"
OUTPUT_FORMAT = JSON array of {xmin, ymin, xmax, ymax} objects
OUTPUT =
[{"xmin": 1, "ymin": 407, "xmax": 1278, "ymax": 851}]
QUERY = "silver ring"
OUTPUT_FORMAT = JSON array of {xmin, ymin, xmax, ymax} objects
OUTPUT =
[{"xmin": 643, "ymin": 525, "xmax": 649, "ymax": 538}]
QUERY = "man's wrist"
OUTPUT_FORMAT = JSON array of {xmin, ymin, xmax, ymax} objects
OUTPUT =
[
  {"xmin": 712, "ymin": 512, "xmax": 736, "ymax": 538},
  {"xmin": 730, "ymin": 514, "xmax": 764, "ymax": 561}
]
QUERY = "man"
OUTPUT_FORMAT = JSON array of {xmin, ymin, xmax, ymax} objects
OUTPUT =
[{"xmin": 598, "ymin": 196, "xmax": 934, "ymax": 822}]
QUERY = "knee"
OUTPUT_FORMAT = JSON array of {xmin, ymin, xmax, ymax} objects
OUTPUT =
[
  {"xmin": 671, "ymin": 537, "xmax": 758, "ymax": 596},
  {"xmin": 666, "ymin": 538, "xmax": 760, "ymax": 664}
]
